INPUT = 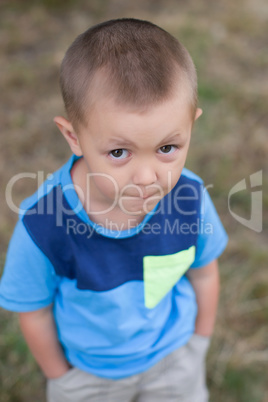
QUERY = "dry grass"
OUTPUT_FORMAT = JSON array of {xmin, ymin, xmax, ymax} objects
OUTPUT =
[{"xmin": 0, "ymin": 0, "xmax": 267, "ymax": 401}]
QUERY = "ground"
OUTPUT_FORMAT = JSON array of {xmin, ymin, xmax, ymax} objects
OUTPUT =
[{"xmin": 0, "ymin": 0, "xmax": 267, "ymax": 401}]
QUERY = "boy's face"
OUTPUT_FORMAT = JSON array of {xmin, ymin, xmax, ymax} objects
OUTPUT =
[{"xmin": 56, "ymin": 93, "xmax": 201, "ymax": 218}]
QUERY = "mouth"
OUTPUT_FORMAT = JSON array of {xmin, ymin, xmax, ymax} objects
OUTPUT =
[
  {"xmin": 120, "ymin": 193, "xmax": 158, "ymax": 201},
  {"xmin": 136, "ymin": 191, "xmax": 161, "ymax": 201},
  {"xmin": 141, "ymin": 193, "xmax": 157, "ymax": 200},
  {"xmin": 121, "ymin": 187, "xmax": 163, "ymax": 201}
]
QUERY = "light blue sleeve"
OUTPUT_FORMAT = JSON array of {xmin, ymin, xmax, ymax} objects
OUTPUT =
[
  {"xmin": 190, "ymin": 189, "xmax": 228, "ymax": 268},
  {"xmin": 0, "ymin": 220, "xmax": 60, "ymax": 312}
]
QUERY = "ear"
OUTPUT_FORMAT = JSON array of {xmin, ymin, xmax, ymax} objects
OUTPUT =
[
  {"xmin": 53, "ymin": 116, "xmax": 83, "ymax": 156},
  {"xmin": 194, "ymin": 108, "xmax": 203, "ymax": 121}
]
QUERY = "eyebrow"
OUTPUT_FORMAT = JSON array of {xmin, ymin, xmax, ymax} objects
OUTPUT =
[
  {"xmin": 106, "ymin": 133, "xmax": 182, "ymax": 149},
  {"xmin": 158, "ymin": 133, "xmax": 182, "ymax": 145},
  {"xmin": 106, "ymin": 137, "xmax": 136, "ymax": 148}
]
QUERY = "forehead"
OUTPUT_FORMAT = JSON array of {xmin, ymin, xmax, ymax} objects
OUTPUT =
[{"xmin": 78, "ymin": 90, "xmax": 194, "ymax": 148}]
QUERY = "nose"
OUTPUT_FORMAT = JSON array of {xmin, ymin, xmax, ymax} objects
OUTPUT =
[{"xmin": 132, "ymin": 163, "xmax": 157, "ymax": 187}]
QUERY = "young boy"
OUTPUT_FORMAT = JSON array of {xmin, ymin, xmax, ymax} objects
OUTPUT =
[{"xmin": 0, "ymin": 19, "xmax": 228, "ymax": 402}]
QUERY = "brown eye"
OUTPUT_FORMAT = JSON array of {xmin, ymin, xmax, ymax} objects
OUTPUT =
[
  {"xmin": 158, "ymin": 145, "xmax": 177, "ymax": 154},
  {"xmin": 160, "ymin": 145, "xmax": 172, "ymax": 153},
  {"xmin": 109, "ymin": 149, "xmax": 129, "ymax": 159},
  {"xmin": 111, "ymin": 149, "xmax": 123, "ymax": 157}
]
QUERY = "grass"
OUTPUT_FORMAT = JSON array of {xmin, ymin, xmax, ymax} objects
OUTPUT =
[
  {"xmin": 0, "ymin": 0, "xmax": 267, "ymax": 401},
  {"xmin": 211, "ymin": 366, "xmax": 268, "ymax": 402}
]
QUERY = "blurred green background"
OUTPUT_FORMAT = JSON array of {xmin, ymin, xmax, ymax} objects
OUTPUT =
[{"xmin": 0, "ymin": 0, "xmax": 267, "ymax": 401}]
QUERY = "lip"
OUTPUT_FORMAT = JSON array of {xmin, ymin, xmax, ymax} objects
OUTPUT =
[
  {"xmin": 141, "ymin": 192, "xmax": 160, "ymax": 200},
  {"xmin": 122, "ymin": 194, "xmax": 156, "ymax": 199},
  {"xmin": 121, "ymin": 191, "xmax": 160, "ymax": 200}
]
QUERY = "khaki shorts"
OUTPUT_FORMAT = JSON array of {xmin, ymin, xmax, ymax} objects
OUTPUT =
[{"xmin": 47, "ymin": 334, "xmax": 210, "ymax": 402}]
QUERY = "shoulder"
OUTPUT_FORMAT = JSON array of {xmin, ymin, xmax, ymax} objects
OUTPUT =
[
  {"xmin": 179, "ymin": 167, "xmax": 204, "ymax": 185},
  {"xmin": 19, "ymin": 155, "xmax": 74, "ymax": 219}
]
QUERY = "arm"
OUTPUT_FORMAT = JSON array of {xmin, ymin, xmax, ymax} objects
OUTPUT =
[
  {"xmin": 18, "ymin": 304, "xmax": 71, "ymax": 379},
  {"xmin": 186, "ymin": 259, "xmax": 219, "ymax": 337}
]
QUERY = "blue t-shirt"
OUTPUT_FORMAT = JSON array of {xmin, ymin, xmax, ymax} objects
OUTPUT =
[{"xmin": 0, "ymin": 155, "xmax": 228, "ymax": 379}]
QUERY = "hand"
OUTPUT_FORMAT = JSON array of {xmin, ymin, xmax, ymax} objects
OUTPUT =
[
  {"xmin": 18, "ymin": 306, "xmax": 73, "ymax": 380},
  {"xmin": 46, "ymin": 362, "xmax": 73, "ymax": 379}
]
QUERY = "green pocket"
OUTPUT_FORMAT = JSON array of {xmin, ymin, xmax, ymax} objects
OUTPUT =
[{"xmin": 143, "ymin": 246, "xmax": 195, "ymax": 308}]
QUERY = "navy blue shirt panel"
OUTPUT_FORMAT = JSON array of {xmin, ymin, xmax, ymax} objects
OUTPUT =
[{"xmin": 22, "ymin": 176, "xmax": 202, "ymax": 291}]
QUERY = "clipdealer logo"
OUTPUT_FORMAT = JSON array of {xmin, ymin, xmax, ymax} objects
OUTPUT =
[
  {"xmin": 228, "ymin": 170, "xmax": 263, "ymax": 233},
  {"xmin": 5, "ymin": 170, "xmax": 263, "ymax": 233}
]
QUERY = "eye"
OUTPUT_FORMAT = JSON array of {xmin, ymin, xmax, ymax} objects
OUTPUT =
[
  {"xmin": 158, "ymin": 145, "xmax": 177, "ymax": 154},
  {"xmin": 109, "ymin": 149, "xmax": 130, "ymax": 159}
]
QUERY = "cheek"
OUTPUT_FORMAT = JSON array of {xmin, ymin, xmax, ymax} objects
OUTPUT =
[
  {"xmin": 92, "ymin": 175, "xmax": 120, "ymax": 197},
  {"xmin": 159, "ymin": 165, "xmax": 184, "ymax": 191}
]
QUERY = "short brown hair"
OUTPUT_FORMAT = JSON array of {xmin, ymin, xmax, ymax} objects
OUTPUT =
[{"xmin": 60, "ymin": 18, "xmax": 198, "ymax": 129}]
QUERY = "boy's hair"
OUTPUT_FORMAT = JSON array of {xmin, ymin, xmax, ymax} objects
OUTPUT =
[{"xmin": 60, "ymin": 18, "xmax": 197, "ymax": 129}]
